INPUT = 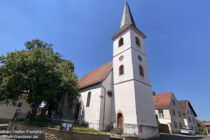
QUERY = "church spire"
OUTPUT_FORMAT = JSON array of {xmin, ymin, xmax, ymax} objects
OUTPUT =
[
  {"xmin": 120, "ymin": 0, "xmax": 136, "ymax": 28},
  {"xmin": 112, "ymin": 0, "xmax": 146, "ymax": 40}
]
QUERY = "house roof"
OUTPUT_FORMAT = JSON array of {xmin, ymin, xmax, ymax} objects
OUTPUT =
[
  {"xmin": 78, "ymin": 61, "xmax": 113, "ymax": 90},
  {"xmin": 204, "ymin": 123, "xmax": 210, "ymax": 126},
  {"xmin": 178, "ymin": 100, "xmax": 197, "ymax": 117},
  {"xmin": 153, "ymin": 92, "xmax": 172, "ymax": 107}
]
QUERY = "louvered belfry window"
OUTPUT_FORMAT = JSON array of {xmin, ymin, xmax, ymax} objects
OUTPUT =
[
  {"xmin": 119, "ymin": 38, "xmax": 124, "ymax": 47},
  {"xmin": 119, "ymin": 65, "xmax": 124, "ymax": 75},
  {"xmin": 136, "ymin": 37, "xmax": 140, "ymax": 47},
  {"xmin": 139, "ymin": 65, "xmax": 144, "ymax": 77}
]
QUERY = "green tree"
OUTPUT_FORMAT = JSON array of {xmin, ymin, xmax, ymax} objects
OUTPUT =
[
  {"xmin": 197, "ymin": 120, "xmax": 207, "ymax": 135},
  {"xmin": 0, "ymin": 39, "xmax": 79, "ymax": 119}
]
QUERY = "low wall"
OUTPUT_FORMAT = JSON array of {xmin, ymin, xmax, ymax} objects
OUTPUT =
[
  {"xmin": 6, "ymin": 122, "xmax": 159, "ymax": 140},
  {"xmin": 7, "ymin": 122, "xmax": 110, "ymax": 140}
]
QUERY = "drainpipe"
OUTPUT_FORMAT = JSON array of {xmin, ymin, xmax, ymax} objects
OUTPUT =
[{"xmin": 101, "ymin": 82, "xmax": 106, "ymax": 132}]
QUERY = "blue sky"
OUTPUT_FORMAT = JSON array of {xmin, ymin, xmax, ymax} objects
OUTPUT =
[{"xmin": 0, "ymin": 0, "xmax": 210, "ymax": 121}]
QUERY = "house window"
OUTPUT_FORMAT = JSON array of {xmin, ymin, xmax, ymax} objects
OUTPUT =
[
  {"xmin": 136, "ymin": 37, "xmax": 140, "ymax": 47},
  {"xmin": 172, "ymin": 100, "xmax": 176, "ymax": 105},
  {"xmin": 155, "ymin": 98, "xmax": 159, "ymax": 104},
  {"xmin": 194, "ymin": 118, "xmax": 197, "ymax": 123},
  {"xmin": 172, "ymin": 109, "xmax": 176, "ymax": 116},
  {"xmin": 178, "ymin": 111, "xmax": 182, "ymax": 117},
  {"xmin": 179, "ymin": 122, "xmax": 183, "ymax": 129},
  {"xmin": 107, "ymin": 91, "xmax": 112, "ymax": 97},
  {"xmin": 188, "ymin": 116, "xmax": 192, "ymax": 122},
  {"xmin": 86, "ymin": 92, "xmax": 91, "ymax": 107},
  {"xmin": 174, "ymin": 122, "xmax": 178, "ymax": 128},
  {"xmin": 17, "ymin": 103, "xmax": 22, "ymax": 108},
  {"xmin": 139, "ymin": 65, "xmax": 144, "ymax": 77},
  {"xmin": 190, "ymin": 110, "xmax": 193, "ymax": 115},
  {"xmin": 138, "ymin": 55, "xmax": 142, "ymax": 61},
  {"xmin": 119, "ymin": 38, "xmax": 124, "ymax": 47},
  {"xmin": 158, "ymin": 109, "xmax": 164, "ymax": 117},
  {"xmin": 119, "ymin": 65, "xmax": 124, "ymax": 75}
]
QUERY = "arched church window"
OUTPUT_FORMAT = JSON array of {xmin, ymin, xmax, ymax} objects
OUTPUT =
[
  {"xmin": 136, "ymin": 37, "xmax": 140, "ymax": 47},
  {"xmin": 86, "ymin": 92, "xmax": 91, "ymax": 107},
  {"xmin": 119, "ymin": 65, "xmax": 124, "ymax": 75},
  {"xmin": 107, "ymin": 91, "xmax": 112, "ymax": 97},
  {"xmin": 139, "ymin": 65, "xmax": 144, "ymax": 77},
  {"xmin": 119, "ymin": 38, "xmax": 124, "ymax": 47}
]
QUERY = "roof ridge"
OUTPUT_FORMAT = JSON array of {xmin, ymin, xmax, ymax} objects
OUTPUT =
[
  {"xmin": 155, "ymin": 92, "xmax": 173, "ymax": 95},
  {"xmin": 78, "ymin": 61, "xmax": 113, "ymax": 89},
  {"xmin": 79, "ymin": 61, "xmax": 112, "ymax": 79}
]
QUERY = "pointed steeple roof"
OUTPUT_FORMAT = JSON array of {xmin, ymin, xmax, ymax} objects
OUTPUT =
[
  {"xmin": 120, "ymin": 0, "xmax": 136, "ymax": 28},
  {"xmin": 112, "ymin": 0, "xmax": 146, "ymax": 40}
]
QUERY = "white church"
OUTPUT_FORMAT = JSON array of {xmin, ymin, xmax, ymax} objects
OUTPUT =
[{"xmin": 77, "ymin": 0, "xmax": 159, "ymax": 139}]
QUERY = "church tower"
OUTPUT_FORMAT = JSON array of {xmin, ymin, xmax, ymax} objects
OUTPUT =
[{"xmin": 112, "ymin": 0, "xmax": 159, "ymax": 139}]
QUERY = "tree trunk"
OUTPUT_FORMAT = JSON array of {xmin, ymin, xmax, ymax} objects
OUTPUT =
[
  {"xmin": 31, "ymin": 108, "xmax": 37, "ymax": 120},
  {"xmin": 48, "ymin": 106, "xmax": 52, "ymax": 118}
]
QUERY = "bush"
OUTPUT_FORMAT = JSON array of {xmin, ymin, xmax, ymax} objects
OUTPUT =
[{"xmin": 199, "ymin": 127, "xmax": 207, "ymax": 135}]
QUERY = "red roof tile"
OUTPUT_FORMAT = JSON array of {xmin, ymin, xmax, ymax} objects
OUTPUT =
[
  {"xmin": 153, "ymin": 92, "xmax": 172, "ymax": 107},
  {"xmin": 78, "ymin": 61, "xmax": 113, "ymax": 89},
  {"xmin": 204, "ymin": 123, "xmax": 210, "ymax": 126}
]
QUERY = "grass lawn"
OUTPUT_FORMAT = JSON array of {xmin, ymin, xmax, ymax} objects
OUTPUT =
[
  {"xmin": 20, "ymin": 121, "xmax": 101, "ymax": 134},
  {"xmin": 22, "ymin": 121, "xmax": 60, "ymax": 130},
  {"xmin": 73, "ymin": 125, "xmax": 101, "ymax": 134}
]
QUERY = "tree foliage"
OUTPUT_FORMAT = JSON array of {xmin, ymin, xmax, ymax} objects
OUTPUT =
[
  {"xmin": 197, "ymin": 120, "xmax": 207, "ymax": 135},
  {"xmin": 0, "ymin": 39, "xmax": 79, "ymax": 118}
]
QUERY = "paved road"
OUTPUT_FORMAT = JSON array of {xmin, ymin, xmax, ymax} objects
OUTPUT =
[{"xmin": 160, "ymin": 134, "xmax": 210, "ymax": 140}]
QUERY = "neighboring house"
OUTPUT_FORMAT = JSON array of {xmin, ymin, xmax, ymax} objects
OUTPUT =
[
  {"xmin": 0, "ymin": 99, "xmax": 31, "ymax": 123},
  {"xmin": 179, "ymin": 100, "xmax": 198, "ymax": 132},
  {"xmin": 153, "ymin": 92, "xmax": 184, "ymax": 134},
  {"xmin": 204, "ymin": 123, "xmax": 210, "ymax": 136},
  {"xmin": 75, "ymin": 1, "xmax": 160, "ymax": 139}
]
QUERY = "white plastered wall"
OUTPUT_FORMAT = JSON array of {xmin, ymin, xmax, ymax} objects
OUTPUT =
[
  {"xmin": 101, "ymin": 71, "xmax": 115, "ymax": 130},
  {"xmin": 113, "ymin": 29, "xmax": 159, "ymax": 139},
  {"xmin": 79, "ymin": 84, "xmax": 103, "ymax": 130},
  {"xmin": 0, "ymin": 99, "xmax": 31, "ymax": 121}
]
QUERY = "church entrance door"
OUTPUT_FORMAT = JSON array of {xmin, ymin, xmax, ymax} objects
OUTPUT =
[{"xmin": 117, "ymin": 113, "xmax": 123, "ymax": 129}]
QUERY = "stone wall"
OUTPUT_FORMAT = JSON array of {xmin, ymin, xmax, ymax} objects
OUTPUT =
[
  {"xmin": 6, "ymin": 122, "xmax": 160, "ymax": 140},
  {"xmin": 7, "ymin": 122, "xmax": 110, "ymax": 140}
]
